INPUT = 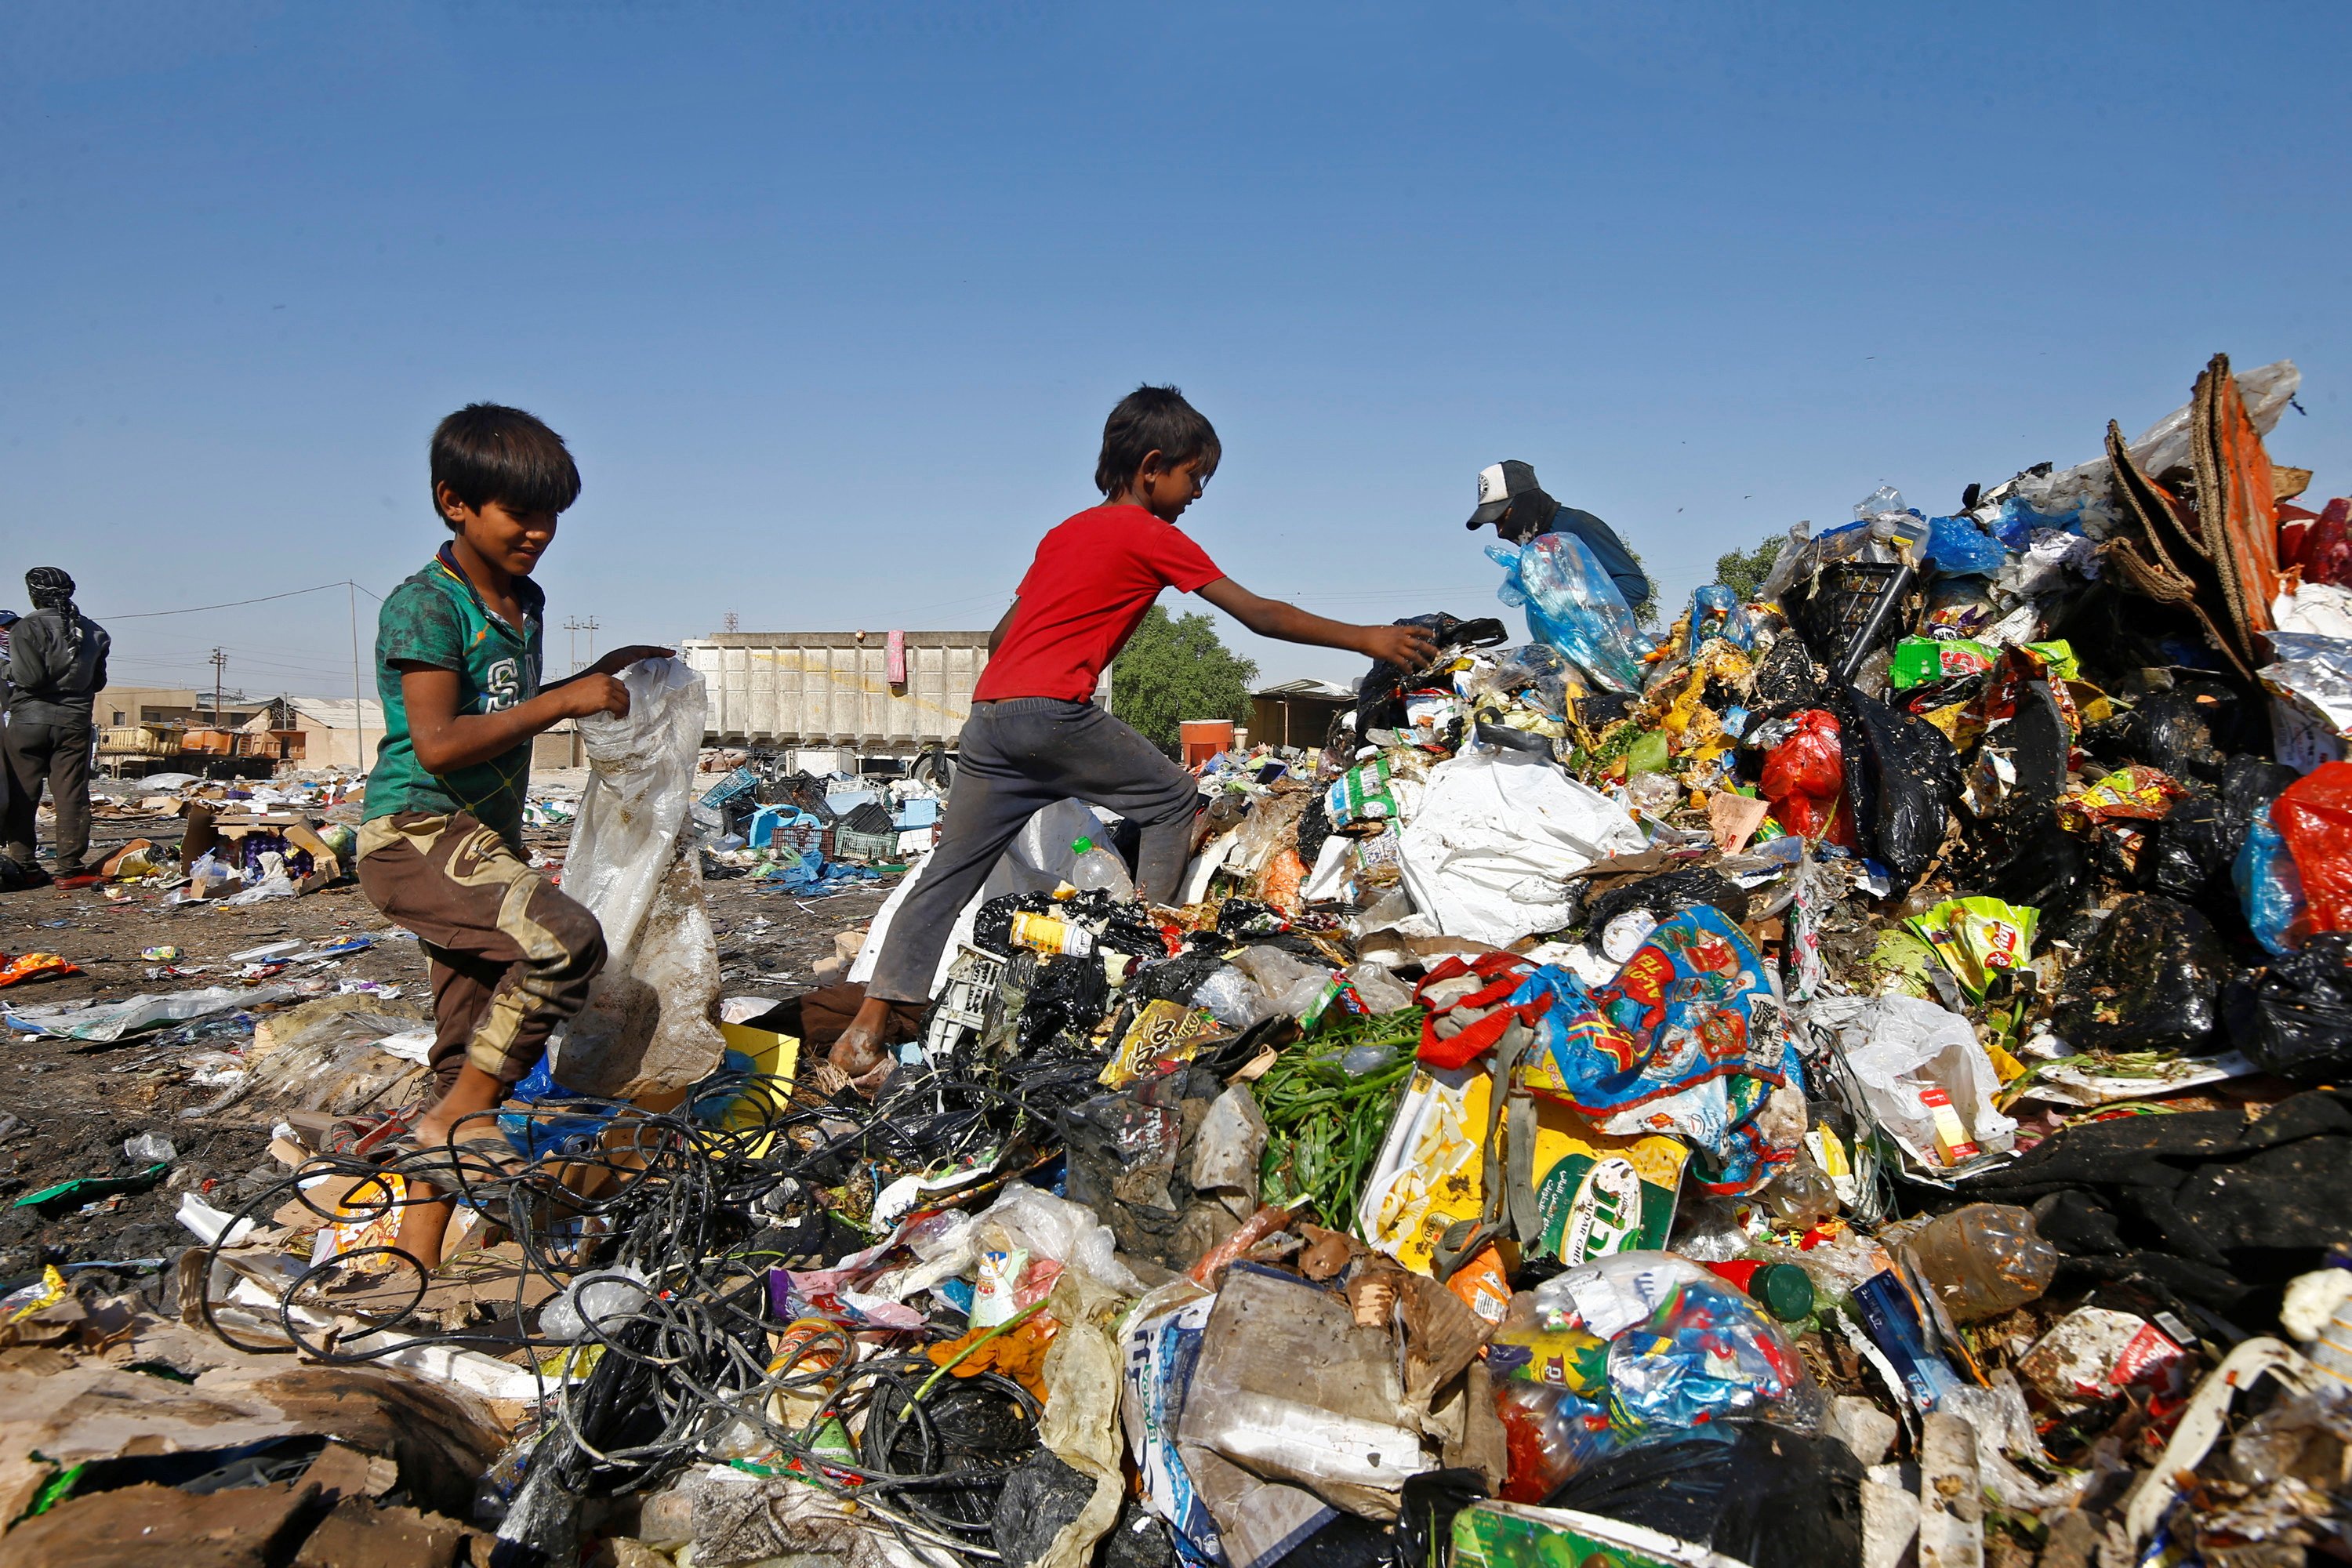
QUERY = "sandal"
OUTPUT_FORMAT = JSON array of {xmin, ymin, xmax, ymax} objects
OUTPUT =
[{"xmin": 324, "ymin": 1104, "xmax": 423, "ymax": 1161}]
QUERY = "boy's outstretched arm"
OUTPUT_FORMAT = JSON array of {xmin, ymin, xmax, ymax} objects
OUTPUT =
[
  {"xmin": 399, "ymin": 662, "xmax": 631, "ymax": 775},
  {"xmin": 1196, "ymin": 579, "xmax": 1440, "ymax": 668},
  {"xmin": 401, "ymin": 644, "xmax": 673, "ymax": 774}
]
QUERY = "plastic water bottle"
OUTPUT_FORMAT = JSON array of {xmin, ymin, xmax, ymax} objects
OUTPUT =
[
  {"xmin": 1069, "ymin": 837, "xmax": 1135, "ymax": 900},
  {"xmin": 1898, "ymin": 1203, "xmax": 2058, "ymax": 1323}
]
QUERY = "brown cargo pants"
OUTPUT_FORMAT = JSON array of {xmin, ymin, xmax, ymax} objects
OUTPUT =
[{"xmin": 356, "ymin": 811, "xmax": 606, "ymax": 1099}]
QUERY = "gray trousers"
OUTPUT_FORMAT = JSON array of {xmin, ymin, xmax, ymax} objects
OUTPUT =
[
  {"xmin": 3, "ymin": 717, "xmax": 94, "ymax": 872},
  {"xmin": 866, "ymin": 699, "xmax": 1200, "ymax": 1004}
]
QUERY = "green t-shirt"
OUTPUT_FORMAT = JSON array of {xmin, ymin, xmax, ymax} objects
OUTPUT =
[{"xmin": 363, "ymin": 545, "xmax": 546, "ymax": 848}]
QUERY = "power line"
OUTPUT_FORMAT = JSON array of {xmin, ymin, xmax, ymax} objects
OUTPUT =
[{"xmin": 94, "ymin": 579, "xmax": 379, "ymax": 619}]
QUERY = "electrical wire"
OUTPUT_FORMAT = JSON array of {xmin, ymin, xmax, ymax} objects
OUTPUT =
[{"xmin": 192, "ymin": 1059, "xmax": 1058, "ymax": 1566}]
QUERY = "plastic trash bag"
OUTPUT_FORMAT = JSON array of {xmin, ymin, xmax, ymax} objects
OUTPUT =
[
  {"xmin": 1543, "ymin": 1423, "xmax": 1864, "ymax": 1568},
  {"xmin": 1489, "ymin": 534, "xmax": 1651, "ymax": 695},
  {"xmin": 1397, "ymin": 750, "xmax": 1647, "ymax": 949},
  {"xmin": 972, "ymin": 1179, "xmax": 1145, "ymax": 1298},
  {"xmin": 2275, "ymin": 760, "xmax": 2352, "ymax": 943},
  {"xmin": 1837, "ymin": 684, "xmax": 1960, "ymax": 888},
  {"xmin": 1688, "ymin": 585, "xmax": 1758, "ymax": 651},
  {"xmin": 2, "ymin": 983, "xmax": 296, "ymax": 1044},
  {"xmin": 1759, "ymin": 710, "xmax": 1845, "ymax": 842},
  {"xmin": 552, "ymin": 658, "xmax": 727, "ymax": 1099},
  {"xmin": 2238, "ymin": 811, "xmax": 2308, "ymax": 958},
  {"xmin": 1809, "ymin": 993, "xmax": 2016, "ymax": 1171},
  {"xmin": 1515, "ymin": 909, "xmax": 1801, "ymax": 1194},
  {"xmin": 2049, "ymin": 895, "xmax": 2230, "ymax": 1054},
  {"xmin": 1922, "ymin": 514, "xmax": 2008, "ymax": 578},
  {"xmin": 2148, "ymin": 756, "xmax": 2299, "ymax": 912},
  {"xmin": 2227, "ymin": 933, "xmax": 2352, "ymax": 1083}
]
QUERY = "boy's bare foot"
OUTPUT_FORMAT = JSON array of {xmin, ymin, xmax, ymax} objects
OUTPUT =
[{"xmin": 826, "ymin": 996, "xmax": 897, "ymax": 1097}]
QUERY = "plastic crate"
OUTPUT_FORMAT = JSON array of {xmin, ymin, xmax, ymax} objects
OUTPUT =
[
  {"xmin": 831, "ymin": 826, "xmax": 898, "ymax": 863},
  {"xmin": 921, "ymin": 943, "xmax": 1009, "ymax": 1062},
  {"xmin": 1791, "ymin": 561, "xmax": 1906, "ymax": 667}
]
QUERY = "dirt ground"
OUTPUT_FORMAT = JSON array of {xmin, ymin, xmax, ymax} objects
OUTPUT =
[{"xmin": 0, "ymin": 781, "xmax": 897, "ymax": 1300}]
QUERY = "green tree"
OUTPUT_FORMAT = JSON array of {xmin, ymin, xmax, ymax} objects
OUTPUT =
[
  {"xmin": 1111, "ymin": 607, "xmax": 1258, "ymax": 753},
  {"xmin": 1625, "ymin": 547, "xmax": 1662, "ymax": 630},
  {"xmin": 1712, "ymin": 532, "xmax": 1787, "ymax": 603}
]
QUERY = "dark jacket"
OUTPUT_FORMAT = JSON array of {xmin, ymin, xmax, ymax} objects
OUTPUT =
[
  {"xmin": 1537, "ymin": 503, "xmax": 1651, "ymax": 609},
  {"xmin": 7, "ymin": 609, "xmax": 110, "ymax": 724}
]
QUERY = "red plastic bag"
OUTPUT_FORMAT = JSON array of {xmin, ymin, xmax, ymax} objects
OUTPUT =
[
  {"xmin": 1414, "ymin": 952, "xmax": 1535, "ymax": 1069},
  {"xmin": 2289, "ymin": 498, "xmax": 2352, "ymax": 587},
  {"xmin": 2276, "ymin": 760, "xmax": 2352, "ymax": 942},
  {"xmin": 1761, "ymin": 709, "xmax": 1847, "ymax": 842}
]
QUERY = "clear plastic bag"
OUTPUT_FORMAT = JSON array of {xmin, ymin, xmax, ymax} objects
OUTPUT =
[
  {"xmin": 552, "ymin": 658, "xmax": 728, "ymax": 1098},
  {"xmin": 1490, "ymin": 534, "xmax": 1651, "ymax": 695}
]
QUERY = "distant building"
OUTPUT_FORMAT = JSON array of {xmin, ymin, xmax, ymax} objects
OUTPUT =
[
  {"xmin": 1249, "ymin": 677, "xmax": 1357, "ymax": 750},
  {"xmin": 243, "ymin": 696, "xmax": 387, "ymax": 771},
  {"xmin": 93, "ymin": 685, "xmax": 270, "ymax": 730}
]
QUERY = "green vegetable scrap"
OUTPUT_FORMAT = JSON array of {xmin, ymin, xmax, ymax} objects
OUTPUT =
[{"xmin": 1255, "ymin": 1007, "xmax": 1420, "ymax": 1232}]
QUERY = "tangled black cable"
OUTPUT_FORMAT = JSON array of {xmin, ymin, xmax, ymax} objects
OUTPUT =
[{"xmin": 191, "ymin": 1058, "xmax": 1063, "ymax": 1566}]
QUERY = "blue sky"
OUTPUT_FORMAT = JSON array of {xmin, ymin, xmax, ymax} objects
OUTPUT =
[{"xmin": 5, "ymin": 1, "xmax": 2350, "ymax": 695}]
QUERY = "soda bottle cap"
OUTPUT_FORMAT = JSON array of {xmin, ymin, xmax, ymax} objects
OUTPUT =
[
  {"xmin": 1748, "ymin": 1262, "xmax": 1815, "ymax": 1322},
  {"xmin": 1072, "ymin": 837, "xmax": 1094, "ymax": 855}
]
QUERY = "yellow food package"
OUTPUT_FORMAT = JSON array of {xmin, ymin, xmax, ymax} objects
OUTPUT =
[
  {"xmin": 1099, "ymin": 999, "xmax": 1217, "ymax": 1087},
  {"xmin": 1359, "ymin": 1066, "xmax": 1687, "ymax": 1274}
]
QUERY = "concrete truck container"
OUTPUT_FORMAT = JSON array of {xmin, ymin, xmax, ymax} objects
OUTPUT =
[{"xmin": 681, "ymin": 631, "xmax": 993, "ymax": 755}]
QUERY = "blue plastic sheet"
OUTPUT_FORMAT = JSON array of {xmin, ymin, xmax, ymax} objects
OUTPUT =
[
  {"xmin": 1490, "ymin": 533, "xmax": 1652, "ymax": 695},
  {"xmin": 2238, "ymin": 811, "xmax": 2307, "ymax": 957},
  {"xmin": 1987, "ymin": 495, "xmax": 2082, "ymax": 550},
  {"xmin": 1922, "ymin": 514, "xmax": 2008, "ymax": 578}
]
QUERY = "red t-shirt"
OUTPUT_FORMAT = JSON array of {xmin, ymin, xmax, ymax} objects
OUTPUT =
[{"xmin": 972, "ymin": 504, "xmax": 1226, "ymax": 702}]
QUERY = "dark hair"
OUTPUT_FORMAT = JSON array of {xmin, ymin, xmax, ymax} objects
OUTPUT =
[
  {"xmin": 1094, "ymin": 384, "xmax": 1220, "ymax": 497},
  {"xmin": 430, "ymin": 403, "xmax": 582, "ymax": 529}
]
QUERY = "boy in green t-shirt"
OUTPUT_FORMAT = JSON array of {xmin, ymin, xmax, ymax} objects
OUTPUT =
[{"xmin": 358, "ymin": 403, "xmax": 668, "ymax": 1267}]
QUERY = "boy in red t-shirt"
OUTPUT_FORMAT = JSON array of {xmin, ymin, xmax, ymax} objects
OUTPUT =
[{"xmin": 831, "ymin": 386, "xmax": 1437, "ymax": 1087}]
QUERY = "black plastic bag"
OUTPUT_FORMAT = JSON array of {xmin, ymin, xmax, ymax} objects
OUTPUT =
[
  {"xmin": 2049, "ymin": 895, "xmax": 2230, "ymax": 1054},
  {"xmin": 1542, "ymin": 1423, "xmax": 1864, "ymax": 1568},
  {"xmin": 1356, "ymin": 613, "xmax": 1508, "ymax": 736},
  {"xmin": 1835, "ymin": 684, "xmax": 1959, "ymax": 889},
  {"xmin": 1583, "ymin": 869, "xmax": 1751, "ymax": 935},
  {"xmin": 1018, "ymin": 953, "xmax": 1109, "ymax": 1055},
  {"xmin": 1396, "ymin": 1468, "xmax": 1486, "ymax": 1568},
  {"xmin": 2147, "ymin": 755, "xmax": 2299, "ymax": 910},
  {"xmin": 1743, "ymin": 631, "xmax": 1823, "ymax": 718},
  {"xmin": 2225, "ymin": 933, "xmax": 2352, "ymax": 1082},
  {"xmin": 993, "ymin": 1449, "xmax": 1095, "ymax": 1568}
]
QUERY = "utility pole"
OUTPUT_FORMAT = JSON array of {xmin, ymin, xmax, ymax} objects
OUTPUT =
[
  {"xmin": 209, "ymin": 648, "xmax": 227, "ymax": 722},
  {"xmin": 722, "ymin": 612, "xmax": 739, "ymax": 634},
  {"xmin": 564, "ymin": 616, "xmax": 600, "ymax": 674},
  {"xmin": 350, "ymin": 581, "xmax": 368, "ymax": 772}
]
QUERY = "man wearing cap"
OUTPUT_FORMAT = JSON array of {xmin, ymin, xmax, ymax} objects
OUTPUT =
[{"xmin": 1465, "ymin": 459, "xmax": 1651, "ymax": 610}]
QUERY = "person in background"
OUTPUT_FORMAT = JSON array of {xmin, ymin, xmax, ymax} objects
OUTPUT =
[
  {"xmin": 2, "ymin": 570, "xmax": 110, "ymax": 888},
  {"xmin": 1464, "ymin": 459, "xmax": 1651, "ymax": 610}
]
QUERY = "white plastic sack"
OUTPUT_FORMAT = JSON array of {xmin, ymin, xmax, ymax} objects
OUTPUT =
[
  {"xmin": 551, "ymin": 659, "xmax": 726, "ymax": 1099},
  {"xmin": 1397, "ymin": 750, "xmax": 1647, "ymax": 948},
  {"xmin": 1813, "ymin": 993, "xmax": 2016, "ymax": 1165}
]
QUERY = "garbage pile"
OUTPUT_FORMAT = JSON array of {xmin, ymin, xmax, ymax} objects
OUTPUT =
[
  {"xmin": 18, "ymin": 354, "xmax": 2352, "ymax": 1567},
  {"xmin": 51, "ymin": 772, "xmax": 372, "ymax": 905},
  {"xmin": 698, "ymin": 755, "xmax": 949, "ymax": 891}
]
